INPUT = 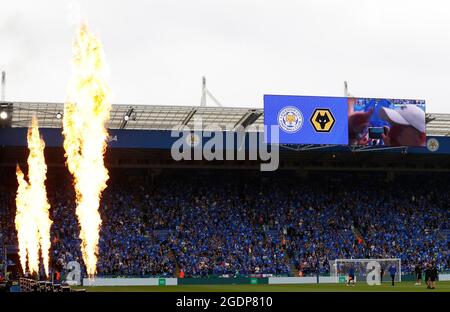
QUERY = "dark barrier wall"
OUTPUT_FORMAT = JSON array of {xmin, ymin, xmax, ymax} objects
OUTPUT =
[
  {"xmin": 0, "ymin": 128, "xmax": 264, "ymax": 150},
  {"xmin": 0, "ymin": 128, "xmax": 175, "ymax": 149},
  {"xmin": 0, "ymin": 128, "xmax": 449, "ymax": 154}
]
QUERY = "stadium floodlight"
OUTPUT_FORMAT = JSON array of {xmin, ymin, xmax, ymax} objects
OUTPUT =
[
  {"xmin": 233, "ymin": 109, "xmax": 263, "ymax": 130},
  {"xmin": 0, "ymin": 102, "xmax": 13, "ymax": 127},
  {"xmin": 425, "ymin": 113, "xmax": 436, "ymax": 124},
  {"xmin": 180, "ymin": 108, "xmax": 197, "ymax": 126},
  {"xmin": 119, "ymin": 107, "xmax": 134, "ymax": 129},
  {"xmin": 0, "ymin": 110, "xmax": 7, "ymax": 120}
]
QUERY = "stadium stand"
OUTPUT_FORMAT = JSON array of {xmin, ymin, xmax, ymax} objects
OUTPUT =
[{"xmin": 0, "ymin": 169, "xmax": 448, "ymax": 278}]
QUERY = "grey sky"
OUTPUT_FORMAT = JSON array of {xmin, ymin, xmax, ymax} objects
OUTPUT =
[{"xmin": 1, "ymin": 0, "xmax": 449, "ymax": 112}]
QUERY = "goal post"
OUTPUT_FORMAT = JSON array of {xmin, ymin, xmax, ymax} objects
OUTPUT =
[{"xmin": 332, "ymin": 258, "xmax": 402, "ymax": 285}]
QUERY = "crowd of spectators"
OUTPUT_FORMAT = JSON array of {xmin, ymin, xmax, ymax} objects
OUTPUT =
[{"xmin": 0, "ymin": 169, "xmax": 448, "ymax": 278}]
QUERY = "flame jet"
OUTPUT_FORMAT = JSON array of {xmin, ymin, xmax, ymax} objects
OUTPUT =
[
  {"xmin": 15, "ymin": 117, "xmax": 52, "ymax": 276},
  {"xmin": 63, "ymin": 23, "xmax": 111, "ymax": 277}
]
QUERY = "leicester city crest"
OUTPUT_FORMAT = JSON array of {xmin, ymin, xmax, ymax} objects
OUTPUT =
[
  {"xmin": 278, "ymin": 106, "xmax": 303, "ymax": 133},
  {"xmin": 427, "ymin": 138, "xmax": 439, "ymax": 152}
]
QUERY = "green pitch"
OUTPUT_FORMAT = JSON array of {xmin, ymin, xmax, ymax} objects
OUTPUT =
[{"xmin": 76, "ymin": 281, "xmax": 450, "ymax": 292}]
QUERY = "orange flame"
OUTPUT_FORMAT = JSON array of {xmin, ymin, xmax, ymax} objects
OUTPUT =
[
  {"xmin": 15, "ymin": 117, "xmax": 52, "ymax": 276},
  {"xmin": 63, "ymin": 22, "xmax": 111, "ymax": 277}
]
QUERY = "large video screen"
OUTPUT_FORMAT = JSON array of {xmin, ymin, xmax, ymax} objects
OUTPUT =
[
  {"xmin": 264, "ymin": 95, "xmax": 349, "ymax": 145},
  {"xmin": 264, "ymin": 95, "xmax": 426, "ymax": 147},
  {"xmin": 348, "ymin": 98, "xmax": 426, "ymax": 147}
]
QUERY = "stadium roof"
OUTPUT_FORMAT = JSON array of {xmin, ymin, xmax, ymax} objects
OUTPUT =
[{"xmin": 5, "ymin": 101, "xmax": 450, "ymax": 136}]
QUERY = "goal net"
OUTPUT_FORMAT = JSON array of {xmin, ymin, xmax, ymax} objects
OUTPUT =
[{"xmin": 332, "ymin": 258, "xmax": 401, "ymax": 285}]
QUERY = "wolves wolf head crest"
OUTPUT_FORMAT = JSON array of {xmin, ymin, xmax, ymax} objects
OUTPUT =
[{"xmin": 315, "ymin": 112, "xmax": 330, "ymax": 129}]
